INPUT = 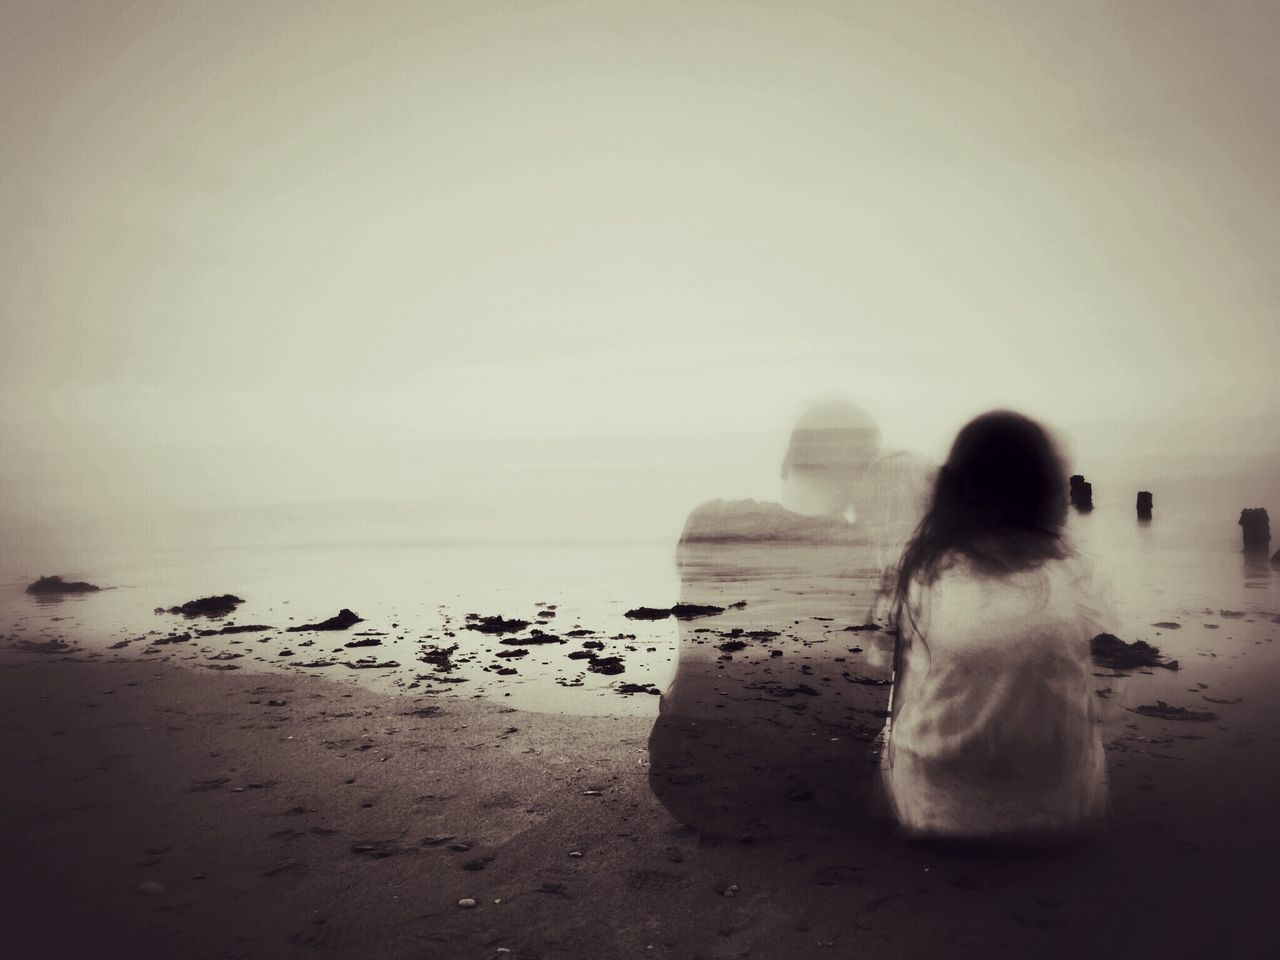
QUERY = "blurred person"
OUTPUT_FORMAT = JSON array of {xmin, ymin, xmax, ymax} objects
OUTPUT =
[
  {"xmin": 679, "ymin": 398, "xmax": 932, "ymax": 549},
  {"xmin": 882, "ymin": 411, "xmax": 1115, "ymax": 842},
  {"xmin": 648, "ymin": 399, "xmax": 932, "ymax": 838}
]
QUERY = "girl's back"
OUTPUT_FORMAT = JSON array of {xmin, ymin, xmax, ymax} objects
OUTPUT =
[
  {"xmin": 885, "ymin": 552, "xmax": 1110, "ymax": 839},
  {"xmin": 880, "ymin": 410, "xmax": 1112, "ymax": 842}
]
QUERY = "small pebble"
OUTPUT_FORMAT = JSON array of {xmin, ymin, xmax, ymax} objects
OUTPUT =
[
  {"xmin": 724, "ymin": 883, "xmax": 740, "ymax": 898},
  {"xmin": 457, "ymin": 898, "xmax": 477, "ymax": 909},
  {"xmin": 569, "ymin": 850, "xmax": 583, "ymax": 858}
]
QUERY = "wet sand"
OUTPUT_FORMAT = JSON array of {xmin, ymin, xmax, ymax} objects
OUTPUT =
[{"xmin": 3, "ymin": 646, "xmax": 1278, "ymax": 960}]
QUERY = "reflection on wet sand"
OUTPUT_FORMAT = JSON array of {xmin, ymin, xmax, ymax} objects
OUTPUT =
[
  {"xmin": 648, "ymin": 542, "xmax": 895, "ymax": 839},
  {"xmin": 648, "ymin": 399, "xmax": 933, "ymax": 839},
  {"xmin": 1243, "ymin": 551, "xmax": 1273, "ymax": 589}
]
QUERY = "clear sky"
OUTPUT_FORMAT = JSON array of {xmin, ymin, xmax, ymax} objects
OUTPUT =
[{"xmin": 2, "ymin": 1, "xmax": 1277, "ymax": 547}]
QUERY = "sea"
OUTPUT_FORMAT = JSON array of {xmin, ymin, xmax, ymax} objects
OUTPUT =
[{"xmin": 3, "ymin": 454, "xmax": 1279, "ymax": 742}]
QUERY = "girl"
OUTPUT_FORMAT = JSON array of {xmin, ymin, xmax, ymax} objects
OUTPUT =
[{"xmin": 883, "ymin": 411, "xmax": 1113, "ymax": 842}]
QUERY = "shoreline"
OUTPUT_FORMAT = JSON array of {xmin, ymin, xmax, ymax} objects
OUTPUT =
[{"xmin": 2, "ymin": 652, "xmax": 1277, "ymax": 959}]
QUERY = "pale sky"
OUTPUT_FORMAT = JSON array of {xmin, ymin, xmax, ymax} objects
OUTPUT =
[{"xmin": 2, "ymin": 0, "xmax": 1278, "ymax": 547}]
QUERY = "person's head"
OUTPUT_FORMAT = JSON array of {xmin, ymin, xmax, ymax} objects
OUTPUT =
[
  {"xmin": 780, "ymin": 399, "xmax": 881, "ymax": 518},
  {"xmin": 893, "ymin": 410, "xmax": 1068, "ymax": 609}
]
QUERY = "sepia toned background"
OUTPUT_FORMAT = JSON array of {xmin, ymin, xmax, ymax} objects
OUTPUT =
[
  {"xmin": 3, "ymin": 0, "xmax": 1277, "ymax": 561},
  {"xmin": 3, "ymin": 7, "xmax": 1279, "ymax": 957}
]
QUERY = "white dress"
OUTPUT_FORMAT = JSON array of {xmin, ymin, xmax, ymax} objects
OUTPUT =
[{"xmin": 883, "ymin": 551, "xmax": 1114, "ymax": 839}]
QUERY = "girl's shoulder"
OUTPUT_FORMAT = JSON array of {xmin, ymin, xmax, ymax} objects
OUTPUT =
[
  {"xmin": 915, "ymin": 550, "xmax": 1110, "ymax": 651},
  {"xmin": 929, "ymin": 543, "xmax": 1091, "ymax": 583},
  {"xmin": 922, "ymin": 548, "xmax": 1092, "ymax": 612}
]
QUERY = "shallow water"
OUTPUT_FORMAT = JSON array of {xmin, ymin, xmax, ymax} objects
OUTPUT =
[
  {"xmin": 1072, "ymin": 509, "xmax": 1280, "ymax": 749},
  {"xmin": 1, "ymin": 540, "xmax": 683, "ymax": 716},
  {"xmin": 3, "ymin": 496, "xmax": 1278, "ymax": 737}
]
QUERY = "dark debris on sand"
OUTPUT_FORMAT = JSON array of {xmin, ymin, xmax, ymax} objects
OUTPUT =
[
  {"xmin": 419, "ymin": 644, "xmax": 459, "ymax": 672},
  {"xmin": 586, "ymin": 656, "xmax": 626, "ymax": 676},
  {"xmin": 671, "ymin": 603, "xmax": 726, "ymax": 620},
  {"xmin": 1091, "ymin": 633, "xmax": 1179, "ymax": 671},
  {"xmin": 1130, "ymin": 701, "xmax": 1218, "ymax": 722},
  {"xmin": 718, "ymin": 627, "xmax": 780, "ymax": 641},
  {"xmin": 160, "ymin": 595, "xmax": 245, "ymax": 619},
  {"xmin": 149, "ymin": 633, "xmax": 192, "ymax": 646},
  {"xmin": 197, "ymin": 624, "xmax": 273, "ymax": 637},
  {"xmin": 501, "ymin": 630, "xmax": 563, "ymax": 646},
  {"xmin": 616, "ymin": 683, "xmax": 661, "ymax": 696},
  {"xmin": 842, "ymin": 673, "xmax": 890, "ymax": 686},
  {"xmin": 625, "ymin": 606, "xmax": 672, "ymax": 621},
  {"xmin": 465, "ymin": 615, "xmax": 531, "ymax": 634},
  {"xmin": 624, "ymin": 603, "xmax": 727, "ymax": 621},
  {"xmin": 286, "ymin": 609, "xmax": 362, "ymax": 632}
]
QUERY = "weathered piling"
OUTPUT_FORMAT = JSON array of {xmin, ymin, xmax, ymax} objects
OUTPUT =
[
  {"xmin": 1069, "ymin": 475, "xmax": 1093, "ymax": 512},
  {"xmin": 1239, "ymin": 508, "xmax": 1271, "ymax": 552},
  {"xmin": 1136, "ymin": 491, "xmax": 1153, "ymax": 520}
]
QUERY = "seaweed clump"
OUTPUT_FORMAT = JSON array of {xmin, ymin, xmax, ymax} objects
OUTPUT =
[{"xmin": 1090, "ymin": 633, "xmax": 1178, "ymax": 671}]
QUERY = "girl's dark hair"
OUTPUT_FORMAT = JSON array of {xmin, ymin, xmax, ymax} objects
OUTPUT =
[{"xmin": 890, "ymin": 410, "xmax": 1069, "ymax": 630}]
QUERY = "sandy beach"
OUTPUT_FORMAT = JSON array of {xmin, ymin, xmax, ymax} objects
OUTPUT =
[
  {"xmin": 6, "ymin": 0, "xmax": 1280, "ymax": 955},
  {"xmin": 3, "ymin": 625, "xmax": 1277, "ymax": 960}
]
